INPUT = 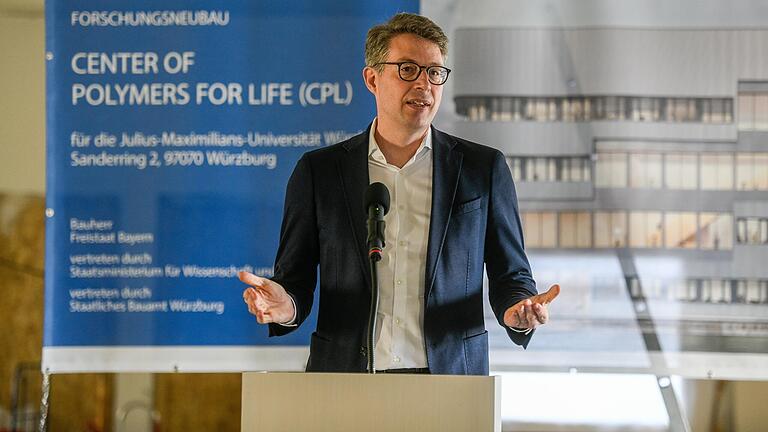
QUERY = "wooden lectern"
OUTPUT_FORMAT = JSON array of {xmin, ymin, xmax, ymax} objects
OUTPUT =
[{"xmin": 241, "ymin": 372, "xmax": 501, "ymax": 432}]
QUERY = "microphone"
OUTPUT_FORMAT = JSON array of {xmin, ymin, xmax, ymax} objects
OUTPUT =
[
  {"xmin": 364, "ymin": 182, "xmax": 389, "ymax": 373},
  {"xmin": 364, "ymin": 182, "xmax": 390, "ymax": 262}
]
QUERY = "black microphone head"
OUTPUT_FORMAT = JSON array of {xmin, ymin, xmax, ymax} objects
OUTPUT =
[{"xmin": 365, "ymin": 182, "xmax": 390, "ymax": 215}]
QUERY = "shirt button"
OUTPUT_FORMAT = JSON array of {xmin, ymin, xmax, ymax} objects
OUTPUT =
[
  {"xmin": 396, "ymin": 280, "xmax": 402, "ymax": 285},
  {"xmin": 395, "ymin": 318, "xmax": 401, "ymax": 325},
  {"xmin": 393, "ymin": 356, "xmax": 400, "ymax": 363}
]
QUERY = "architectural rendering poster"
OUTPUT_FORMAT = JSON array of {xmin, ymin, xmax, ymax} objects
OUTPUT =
[
  {"xmin": 43, "ymin": 1, "xmax": 417, "ymax": 373},
  {"xmin": 44, "ymin": 0, "xmax": 768, "ymax": 379},
  {"xmin": 427, "ymin": 1, "xmax": 768, "ymax": 380}
]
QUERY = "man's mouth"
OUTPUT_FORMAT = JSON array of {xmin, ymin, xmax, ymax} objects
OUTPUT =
[{"xmin": 406, "ymin": 99, "xmax": 432, "ymax": 108}]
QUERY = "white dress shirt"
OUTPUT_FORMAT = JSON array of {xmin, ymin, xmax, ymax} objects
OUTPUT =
[{"xmin": 367, "ymin": 118, "xmax": 433, "ymax": 370}]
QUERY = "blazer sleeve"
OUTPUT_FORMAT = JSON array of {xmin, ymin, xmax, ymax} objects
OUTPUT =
[
  {"xmin": 268, "ymin": 155, "xmax": 319, "ymax": 337},
  {"xmin": 484, "ymin": 150, "xmax": 539, "ymax": 347}
]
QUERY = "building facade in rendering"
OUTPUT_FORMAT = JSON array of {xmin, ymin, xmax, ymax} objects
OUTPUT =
[{"xmin": 450, "ymin": 27, "xmax": 768, "ymax": 362}]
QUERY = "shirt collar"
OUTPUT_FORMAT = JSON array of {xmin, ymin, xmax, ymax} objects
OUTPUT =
[{"xmin": 368, "ymin": 118, "xmax": 432, "ymax": 164}]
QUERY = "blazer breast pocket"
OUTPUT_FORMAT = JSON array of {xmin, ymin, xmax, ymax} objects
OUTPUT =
[{"xmin": 454, "ymin": 196, "xmax": 482, "ymax": 215}]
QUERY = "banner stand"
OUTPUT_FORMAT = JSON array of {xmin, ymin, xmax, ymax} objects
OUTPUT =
[{"xmin": 38, "ymin": 371, "xmax": 50, "ymax": 432}]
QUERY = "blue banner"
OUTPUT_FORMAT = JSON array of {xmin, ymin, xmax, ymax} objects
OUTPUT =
[{"xmin": 44, "ymin": 1, "xmax": 417, "ymax": 372}]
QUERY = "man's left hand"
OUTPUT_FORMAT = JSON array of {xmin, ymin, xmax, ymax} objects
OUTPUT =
[{"xmin": 503, "ymin": 284, "xmax": 561, "ymax": 330}]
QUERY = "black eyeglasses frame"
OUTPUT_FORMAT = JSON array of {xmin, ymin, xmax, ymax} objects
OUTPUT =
[{"xmin": 373, "ymin": 61, "xmax": 452, "ymax": 85}]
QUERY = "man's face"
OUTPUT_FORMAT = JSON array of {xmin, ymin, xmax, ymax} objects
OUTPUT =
[{"xmin": 364, "ymin": 33, "xmax": 444, "ymax": 137}]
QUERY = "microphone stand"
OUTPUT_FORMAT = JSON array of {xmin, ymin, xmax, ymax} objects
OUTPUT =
[{"xmin": 366, "ymin": 203, "xmax": 386, "ymax": 374}]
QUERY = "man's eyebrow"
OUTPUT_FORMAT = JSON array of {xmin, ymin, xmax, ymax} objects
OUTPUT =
[{"xmin": 392, "ymin": 57, "xmax": 444, "ymax": 66}]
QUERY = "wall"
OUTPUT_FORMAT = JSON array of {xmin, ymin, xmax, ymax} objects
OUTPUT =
[
  {"xmin": 0, "ymin": 7, "xmax": 241, "ymax": 432},
  {"xmin": 0, "ymin": 12, "xmax": 45, "ymax": 194}
]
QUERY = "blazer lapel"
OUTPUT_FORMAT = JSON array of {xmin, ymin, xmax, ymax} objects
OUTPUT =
[
  {"xmin": 337, "ymin": 127, "xmax": 372, "ymax": 290},
  {"xmin": 425, "ymin": 127, "xmax": 463, "ymax": 299}
]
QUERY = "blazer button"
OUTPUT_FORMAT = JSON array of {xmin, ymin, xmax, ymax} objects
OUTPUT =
[{"xmin": 360, "ymin": 346, "xmax": 367, "ymax": 356}]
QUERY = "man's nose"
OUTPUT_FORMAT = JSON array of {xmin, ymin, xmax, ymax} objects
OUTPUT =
[{"xmin": 414, "ymin": 68, "xmax": 432, "ymax": 89}]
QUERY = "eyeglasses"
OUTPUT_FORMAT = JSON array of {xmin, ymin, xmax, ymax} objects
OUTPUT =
[{"xmin": 374, "ymin": 61, "xmax": 451, "ymax": 85}]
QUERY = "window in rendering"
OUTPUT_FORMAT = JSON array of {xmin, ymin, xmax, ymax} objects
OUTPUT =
[
  {"xmin": 735, "ymin": 280, "xmax": 768, "ymax": 304},
  {"xmin": 636, "ymin": 278, "xmax": 768, "ymax": 304},
  {"xmin": 629, "ymin": 211, "xmax": 663, "ymax": 248},
  {"xmin": 522, "ymin": 212, "xmax": 557, "ymax": 248},
  {"xmin": 629, "ymin": 153, "xmax": 663, "ymax": 189},
  {"xmin": 665, "ymin": 153, "xmax": 698, "ymax": 190},
  {"xmin": 700, "ymin": 153, "xmax": 734, "ymax": 190},
  {"xmin": 665, "ymin": 212, "xmax": 698, "ymax": 249},
  {"xmin": 596, "ymin": 152, "xmax": 628, "ymax": 188},
  {"xmin": 559, "ymin": 157, "xmax": 592, "ymax": 182},
  {"xmin": 507, "ymin": 156, "xmax": 592, "ymax": 183},
  {"xmin": 559, "ymin": 212, "xmax": 592, "ymax": 248},
  {"xmin": 736, "ymin": 153, "xmax": 768, "ymax": 190},
  {"xmin": 593, "ymin": 211, "xmax": 628, "ymax": 248},
  {"xmin": 738, "ymin": 90, "xmax": 768, "ymax": 130},
  {"xmin": 736, "ymin": 217, "xmax": 768, "ymax": 244},
  {"xmin": 457, "ymin": 96, "xmax": 733, "ymax": 124},
  {"xmin": 756, "ymin": 93, "xmax": 768, "ymax": 130},
  {"xmin": 699, "ymin": 213, "xmax": 734, "ymax": 250},
  {"xmin": 738, "ymin": 93, "xmax": 755, "ymax": 129}
]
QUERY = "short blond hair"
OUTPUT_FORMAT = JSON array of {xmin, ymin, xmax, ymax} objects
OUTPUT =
[{"xmin": 365, "ymin": 13, "xmax": 448, "ymax": 71}]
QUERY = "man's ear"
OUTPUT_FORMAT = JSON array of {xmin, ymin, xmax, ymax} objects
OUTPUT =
[{"xmin": 363, "ymin": 66, "xmax": 378, "ymax": 95}]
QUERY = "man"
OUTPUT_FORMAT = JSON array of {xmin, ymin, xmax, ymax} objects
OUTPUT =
[{"xmin": 240, "ymin": 13, "xmax": 560, "ymax": 375}]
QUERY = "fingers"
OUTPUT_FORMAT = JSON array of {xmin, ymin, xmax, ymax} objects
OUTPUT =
[
  {"xmin": 243, "ymin": 287, "xmax": 258, "ymax": 313},
  {"xmin": 513, "ymin": 300, "xmax": 538, "ymax": 328},
  {"xmin": 503, "ymin": 306, "xmax": 517, "ymax": 327},
  {"xmin": 505, "ymin": 289, "xmax": 556, "ymax": 328},
  {"xmin": 533, "ymin": 302, "xmax": 548, "ymax": 324},
  {"xmin": 513, "ymin": 305, "xmax": 526, "ymax": 327},
  {"xmin": 239, "ymin": 271, "xmax": 288, "ymax": 300},
  {"xmin": 239, "ymin": 271, "xmax": 268, "ymax": 288},
  {"xmin": 240, "ymin": 272, "xmax": 293, "ymax": 324},
  {"xmin": 515, "ymin": 301, "xmax": 548, "ymax": 328},
  {"xmin": 536, "ymin": 284, "xmax": 561, "ymax": 304},
  {"xmin": 254, "ymin": 309, "xmax": 273, "ymax": 324},
  {"xmin": 525, "ymin": 302, "xmax": 546, "ymax": 327},
  {"xmin": 243, "ymin": 287, "xmax": 256, "ymax": 302},
  {"xmin": 523, "ymin": 302, "xmax": 539, "ymax": 326},
  {"xmin": 242, "ymin": 286, "xmax": 274, "ymax": 323}
]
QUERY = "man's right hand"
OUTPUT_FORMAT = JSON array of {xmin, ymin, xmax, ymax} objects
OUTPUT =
[{"xmin": 239, "ymin": 271, "xmax": 296, "ymax": 324}]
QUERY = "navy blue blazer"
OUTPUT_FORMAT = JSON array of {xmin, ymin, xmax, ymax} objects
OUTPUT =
[{"xmin": 268, "ymin": 125, "xmax": 537, "ymax": 375}]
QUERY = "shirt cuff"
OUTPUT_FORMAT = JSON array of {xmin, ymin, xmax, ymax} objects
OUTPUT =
[
  {"xmin": 277, "ymin": 294, "xmax": 298, "ymax": 327},
  {"xmin": 508, "ymin": 326, "xmax": 533, "ymax": 335}
]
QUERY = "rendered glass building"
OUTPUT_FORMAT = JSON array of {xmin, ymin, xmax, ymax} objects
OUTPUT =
[{"xmin": 450, "ymin": 27, "xmax": 768, "ymax": 369}]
